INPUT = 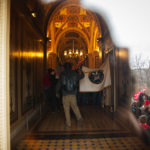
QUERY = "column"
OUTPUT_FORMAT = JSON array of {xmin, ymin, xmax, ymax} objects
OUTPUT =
[{"xmin": 0, "ymin": 0, "xmax": 10, "ymax": 149}]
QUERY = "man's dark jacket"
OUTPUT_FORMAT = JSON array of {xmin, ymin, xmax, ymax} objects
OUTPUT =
[{"xmin": 56, "ymin": 69, "xmax": 84, "ymax": 96}]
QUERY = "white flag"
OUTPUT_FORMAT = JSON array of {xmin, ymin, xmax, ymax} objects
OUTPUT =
[{"xmin": 79, "ymin": 57, "xmax": 111, "ymax": 92}]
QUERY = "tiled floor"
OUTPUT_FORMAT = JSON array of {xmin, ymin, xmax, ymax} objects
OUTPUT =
[
  {"xmin": 17, "ymin": 137, "xmax": 149, "ymax": 150},
  {"xmin": 15, "ymin": 106, "xmax": 150, "ymax": 150}
]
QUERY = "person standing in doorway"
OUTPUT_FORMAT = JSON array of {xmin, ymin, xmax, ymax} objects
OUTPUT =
[
  {"xmin": 43, "ymin": 68, "xmax": 53, "ymax": 112},
  {"xmin": 56, "ymin": 62, "xmax": 84, "ymax": 127}
]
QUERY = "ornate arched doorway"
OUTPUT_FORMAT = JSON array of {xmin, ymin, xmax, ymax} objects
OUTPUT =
[{"xmin": 46, "ymin": 1, "xmax": 102, "ymax": 68}]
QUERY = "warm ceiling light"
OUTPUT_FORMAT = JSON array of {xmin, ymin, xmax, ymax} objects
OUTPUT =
[
  {"xmin": 75, "ymin": 49, "xmax": 79, "ymax": 55},
  {"xmin": 80, "ymin": 51, "xmax": 83, "ymax": 56},
  {"xmin": 31, "ymin": 12, "xmax": 36, "ymax": 18},
  {"xmin": 64, "ymin": 51, "xmax": 67, "ymax": 56},
  {"xmin": 68, "ymin": 49, "xmax": 72, "ymax": 55},
  {"xmin": 63, "ymin": 40, "xmax": 85, "ymax": 57}
]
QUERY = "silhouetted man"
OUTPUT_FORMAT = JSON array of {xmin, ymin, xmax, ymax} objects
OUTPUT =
[{"xmin": 56, "ymin": 62, "xmax": 84, "ymax": 127}]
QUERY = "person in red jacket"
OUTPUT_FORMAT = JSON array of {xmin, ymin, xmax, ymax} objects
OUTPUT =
[{"xmin": 139, "ymin": 115, "xmax": 149, "ymax": 130}]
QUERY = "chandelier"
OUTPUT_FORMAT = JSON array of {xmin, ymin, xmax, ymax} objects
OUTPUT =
[{"xmin": 64, "ymin": 40, "xmax": 83, "ymax": 57}]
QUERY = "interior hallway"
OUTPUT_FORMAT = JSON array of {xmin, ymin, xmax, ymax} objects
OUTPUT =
[{"xmin": 0, "ymin": 0, "xmax": 148, "ymax": 149}]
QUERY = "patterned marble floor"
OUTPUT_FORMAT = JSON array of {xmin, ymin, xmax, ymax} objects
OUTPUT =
[{"xmin": 17, "ymin": 137, "xmax": 150, "ymax": 150}]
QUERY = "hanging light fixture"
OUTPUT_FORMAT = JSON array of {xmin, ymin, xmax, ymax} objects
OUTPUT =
[
  {"xmin": 80, "ymin": 50, "xmax": 83, "ymax": 56},
  {"xmin": 64, "ymin": 40, "xmax": 84, "ymax": 57},
  {"xmin": 64, "ymin": 51, "xmax": 67, "ymax": 56},
  {"xmin": 75, "ymin": 49, "xmax": 79, "ymax": 55}
]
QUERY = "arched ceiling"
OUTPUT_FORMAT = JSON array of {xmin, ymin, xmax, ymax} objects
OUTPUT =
[
  {"xmin": 58, "ymin": 32, "xmax": 87, "ymax": 51},
  {"xmin": 47, "ymin": 5, "xmax": 97, "ymax": 39},
  {"xmin": 21, "ymin": 0, "xmax": 114, "ymax": 64},
  {"xmin": 21, "ymin": 0, "xmax": 111, "ymax": 40},
  {"xmin": 13, "ymin": 0, "xmax": 115, "ymax": 68},
  {"xmin": 46, "ymin": 0, "xmax": 102, "ymax": 54}
]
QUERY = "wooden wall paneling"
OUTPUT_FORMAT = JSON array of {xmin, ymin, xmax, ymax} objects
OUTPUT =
[
  {"xmin": 10, "ymin": 10, "xmax": 18, "ymax": 123},
  {"xmin": 36, "ymin": 42, "xmax": 39, "ymax": 103},
  {"xmin": 17, "ymin": 14, "xmax": 22, "ymax": 119},
  {"xmin": 35, "ymin": 41, "xmax": 38, "ymax": 105},
  {"xmin": 37, "ymin": 42, "xmax": 41, "ymax": 100},
  {"xmin": 39, "ymin": 42, "xmax": 44, "ymax": 104},
  {"xmin": 31, "ymin": 39, "xmax": 34, "ymax": 107},
  {"xmin": 38, "ymin": 42, "xmax": 42, "ymax": 103},
  {"xmin": 39, "ymin": 42, "xmax": 43, "ymax": 104},
  {"xmin": 21, "ymin": 22, "xmax": 26, "ymax": 115},
  {"xmin": 32, "ymin": 38, "xmax": 37, "ymax": 107},
  {"xmin": 33, "ymin": 40, "xmax": 36, "ymax": 107},
  {"xmin": 21, "ymin": 23, "xmax": 33, "ymax": 114},
  {"xmin": 20, "ymin": 16, "xmax": 24, "ymax": 116},
  {"xmin": 30, "ymin": 38, "xmax": 34, "ymax": 108},
  {"xmin": 9, "ymin": 1, "xmax": 44, "ymax": 121}
]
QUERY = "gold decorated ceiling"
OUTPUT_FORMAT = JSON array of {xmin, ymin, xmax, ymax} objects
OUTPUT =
[{"xmin": 49, "ymin": 6, "xmax": 95, "ymax": 40}]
